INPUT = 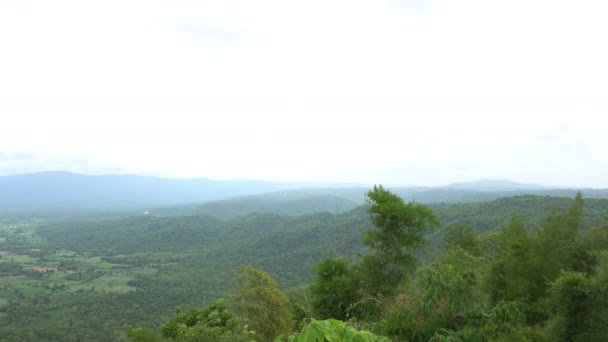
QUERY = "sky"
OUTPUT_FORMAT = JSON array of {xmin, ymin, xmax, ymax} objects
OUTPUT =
[{"xmin": 1, "ymin": 0, "xmax": 607, "ymax": 187}]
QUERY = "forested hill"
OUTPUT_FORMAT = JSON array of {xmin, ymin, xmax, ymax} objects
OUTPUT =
[
  {"xmin": 35, "ymin": 195, "xmax": 608, "ymax": 273},
  {"xmin": 35, "ymin": 210, "xmax": 369, "ymax": 285},
  {"xmin": 2, "ymin": 194, "xmax": 608, "ymax": 341},
  {"xmin": 3, "ymin": 171, "xmax": 607, "ymax": 216},
  {"xmin": 151, "ymin": 192, "xmax": 362, "ymax": 218},
  {"xmin": 432, "ymin": 195, "xmax": 608, "ymax": 232},
  {"xmin": 153, "ymin": 187, "xmax": 608, "ymax": 222},
  {"xmin": 2, "ymin": 210, "xmax": 371, "ymax": 341}
]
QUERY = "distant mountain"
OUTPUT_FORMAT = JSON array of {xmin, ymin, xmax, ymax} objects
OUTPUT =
[
  {"xmin": 441, "ymin": 179, "xmax": 548, "ymax": 192},
  {"xmin": 151, "ymin": 186, "xmax": 608, "ymax": 220},
  {"xmin": 0, "ymin": 171, "xmax": 314, "ymax": 212},
  {"xmin": 1, "ymin": 171, "xmax": 606, "ymax": 215}
]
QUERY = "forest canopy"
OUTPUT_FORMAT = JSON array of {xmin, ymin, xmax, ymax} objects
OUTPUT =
[
  {"xmin": 1, "ymin": 188, "xmax": 607, "ymax": 341},
  {"xmin": 124, "ymin": 189, "xmax": 608, "ymax": 341}
]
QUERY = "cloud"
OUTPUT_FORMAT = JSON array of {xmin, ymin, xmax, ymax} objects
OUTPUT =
[
  {"xmin": 389, "ymin": 0, "xmax": 434, "ymax": 11},
  {"xmin": 0, "ymin": 152, "xmax": 34, "ymax": 162},
  {"xmin": 0, "ymin": 0, "xmax": 607, "ymax": 186},
  {"xmin": 167, "ymin": 21, "xmax": 239, "ymax": 46}
]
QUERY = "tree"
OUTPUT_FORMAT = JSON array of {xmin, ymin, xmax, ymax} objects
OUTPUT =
[
  {"xmin": 535, "ymin": 192, "xmax": 584, "ymax": 282},
  {"xmin": 584, "ymin": 218, "xmax": 608, "ymax": 252},
  {"xmin": 277, "ymin": 319, "xmax": 390, "ymax": 342},
  {"xmin": 360, "ymin": 185, "xmax": 439, "ymax": 294},
  {"xmin": 546, "ymin": 272, "xmax": 592, "ymax": 341},
  {"xmin": 230, "ymin": 265, "xmax": 294, "ymax": 341},
  {"xmin": 159, "ymin": 299, "xmax": 249, "ymax": 342},
  {"xmin": 444, "ymin": 224, "xmax": 481, "ymax": 256},
  {"xmin": 487, "ymin": 216, "xmax": 534, "ymax": 303},
  {"xmin": 485, "ymin": 195, "xmax": 589, "ymax": 325},
  {"xmin": 521, "ymin": 192, "xmax": 586, "ymax": 319},
  {"xmin": 546, "ymin": 250, "xmax": 608, "ymax": 341},
  {"xmin": 420, "ymin": 248, "xmax": 481, "ymax": 327},
  {"xmin": 310, "ymin": 257, "xmax": 359, "ymax": 320}
]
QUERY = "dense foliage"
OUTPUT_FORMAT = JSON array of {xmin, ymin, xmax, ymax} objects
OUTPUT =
[
  {"xmin": 1, "ymin": 191, "xmax": 608, "ymax": 341},
  {"xmin": 230, "ymin": 265, "xmax": 294, "ymax": 341},
  {"xmin": 277, "ymin": 319, "xmax": 390, "ymax": 342},
  {"xmin": 304, "ymin": 191, "xmax": 608, "ymax": 341}
]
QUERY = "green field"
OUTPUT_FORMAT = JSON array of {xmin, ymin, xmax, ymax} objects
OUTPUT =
[{"xmin": 0, "ymin": 222, "xmax": 169, "ymax": 304}]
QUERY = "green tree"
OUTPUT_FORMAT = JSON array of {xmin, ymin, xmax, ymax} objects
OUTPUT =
[
  {"xmin": 310, "ymin": 257, "xmax": 359, "ymax": 320},
  {"xmin": 230, "ymin": 265, "xmax": 294, "ymax": 341},
  {"xmin": 546, "ymin": 251, "xmax": 608, "ymax": 341},
  {"xmin": 576, "ymin": 218, "xmax": 608, "ymax": 275},
  {"xmin": 360, "ymin": 185, "xmax": 439, "ymax": 294},
  {"xmin": 403, "ymin": 247, "xmax": 483, "ymax": 339},
  {"xmin": 159, "ymin": 299, "xmax": 249, "ymax": 342},
  {"xmin": 444, "ymin": 224, "xmax": 481, "ymax": 256},
  {"xmin": 487, "ymin": 216, "xmax": 534, "ymax": 303},
  {"xmin": 420, "ymin": 248, "xmax": 481, "ymax": 326},
  {"xmin": 584, "ymin": 218, "xmax": 608, "ymax": 252},
  {"xmin": 487, "ymin": 195, "xmax": 588, "ymax": 324},
  {"xmin": 534, "ymin": 192, "xmax": 584, "ymax": 282},
  {"xmin": 277, "ymin": 319, "xmax": 390, "ymax": 342},
  {"xmin": 546, "ymin": 272, "xmax": 592, "ymax": 341}
]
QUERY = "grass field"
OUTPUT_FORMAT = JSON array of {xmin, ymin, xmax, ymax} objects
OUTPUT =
[
  {"xmin": 0, "ymin": 254, "xmax": 36, "ymax": 264},
  {"xmin": 0, "ymin": 221, "xmax": 168, "ymax": 302}
]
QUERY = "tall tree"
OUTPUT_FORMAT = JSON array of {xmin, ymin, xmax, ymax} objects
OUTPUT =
[
  {"xmin": 532, "ymin": 192, "xmax": 585, "ymax": 300},
  {"xmin": 360, "ymin": 185, "xmax": 439, "ymax": 295},
  {"xmin": 310, "ymin": 257, "xmax": 359, "ymax": 320},
  {"xmin": 159, "ymin": 299, "xmax": 249, "ymax": 342},
  {"xmin": 547, "ymin": 271, "xmax": 593, "ymax": 341},
  {"xmin": 230, "ymin": 265, "xmax": 294, "ymax": 341},
  {"xmin": 487, "ymin": 215, "xmax": 534, "ymax": 303}
]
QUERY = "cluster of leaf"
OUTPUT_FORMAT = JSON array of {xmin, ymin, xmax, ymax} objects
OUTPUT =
[
  {"xmin": 127, "ymin": 299, "xmax": 253, "ymax": 342},
  {"xmin": 276, "ymin": 319, "xmax": 390, "ymax": 342},
  {"xmin": 307, "ymin": 191, "xmax": 608, "ymax": 341}
]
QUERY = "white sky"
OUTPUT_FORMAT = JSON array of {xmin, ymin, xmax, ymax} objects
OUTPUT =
[{"xmin": 1, "ymin": 0, "xmax": 607, "ymax": 187}]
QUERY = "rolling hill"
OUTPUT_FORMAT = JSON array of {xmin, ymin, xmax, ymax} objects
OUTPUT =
[
  {"xmin": 2, "ymin": 171, "xmax": 607, "ymax": 218},
  {"xmin": 0, "ymin": 171, "xmax": 330, "ymax": 212}
]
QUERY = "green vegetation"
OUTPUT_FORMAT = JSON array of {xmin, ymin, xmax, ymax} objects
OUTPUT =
[
  {"xmin": 304, "ymin": 190, "xmax": 608, "ymax": 341},
  {"xmin": 278, "ymin": 319, "xmax": 390, "ymax": 342},
  {"xmin": 230, "ymin": 265, "xmax": 294, "ymax": 341},
  {"xmin": 156, "ymin": 299, "xmax": 251, "ymax": 342},
  {"xmin": 1, "ymin": 190, "xmax": 608, "ymax": 341},
  {"xmin": 310, "ymin": 257, "xmax": 358, "ymax": 321},
  {"xmin": 361, "ymin": 185, "xmax": 439, "ymax": 294}
]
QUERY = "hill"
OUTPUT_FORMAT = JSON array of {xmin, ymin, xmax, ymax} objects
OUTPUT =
[
  {"xmin": 2, "ymin": 194, "xmax": 608, "ymax": 340},
  {"xmin": 0, "ymin": 171, "xmax": 323, "ymax": 212},
  {"xmin": 3, "ymin": 171, "xmax": 607, "ymax": 217},
  {"xmin": 151, "ymin": 187, "xmax": 608, "ymax": 219},
  {"xmin": 441, "ymin": 179, "xmax": 548, "ymax": 192}
]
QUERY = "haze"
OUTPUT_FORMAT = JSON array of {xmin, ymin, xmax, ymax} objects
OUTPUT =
[{"xmin": 1, "ymin": 0, "xmax": 607, "ymax": 187}]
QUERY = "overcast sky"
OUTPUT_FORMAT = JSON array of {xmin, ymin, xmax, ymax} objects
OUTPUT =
[{"xmin": 1, "ymin": 0, "xmax": 607, "ymax": 187}]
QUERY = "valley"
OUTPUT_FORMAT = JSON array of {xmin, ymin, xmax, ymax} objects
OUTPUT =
[{"xmin": 1, "ymin": 190, "xmax": 608, "ymax": 340}]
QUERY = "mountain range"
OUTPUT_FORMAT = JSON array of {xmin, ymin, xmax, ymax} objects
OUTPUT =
[{"xmin": 0, "ymin": 171, "xmax": 605, "ymax": 214}]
